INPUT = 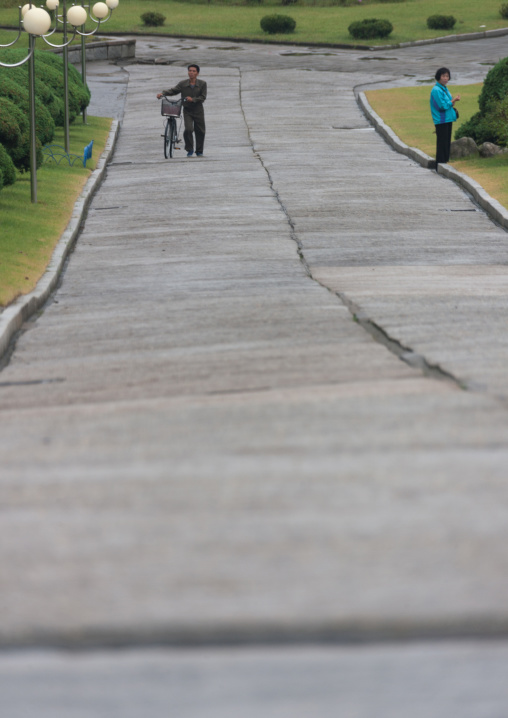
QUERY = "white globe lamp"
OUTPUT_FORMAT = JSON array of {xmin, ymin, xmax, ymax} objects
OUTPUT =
[
  {"xmin": 23, "ymin": 7, "xmax": 52, "ymax": 34},
  {"xmin": 92, "ymin": 1, "xmax": 109, "ymax": 18},
  {"xmin": 67, "ymin": 4, "xmax": 87, "ymax": 25}
]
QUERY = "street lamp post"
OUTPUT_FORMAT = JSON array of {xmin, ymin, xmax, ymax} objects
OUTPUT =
[
  {"xmin": 0, "ymin": 0, "xmax": 119, "ymax": 200},
  {"xmin": 0, "ymin": 4, "xmax": 52, "ymax": 203}
]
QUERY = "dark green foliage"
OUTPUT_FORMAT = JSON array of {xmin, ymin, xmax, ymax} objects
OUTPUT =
[
  {"xmin": 281, "ymin": 0, "xmax": 297, "ymax": 6},
  {"xmin": 0, "ymin": 97, "xmax": 24, "ymax": 153},
  {"xmin": 455, "ymin": 111, "xmax": 496, "ymax": 145},
  {"xmin": 11, "ymin": 134, "xmax": 43, "ymax": 173},
  {"xmin": 426, "ymin": 14, "xmax": 456, "ymax": 30},
  {"xmin": 0, "ymin": 142, "xmax": 17, "ymax": 188},
  {"xmin": 477, "ymin": 55, "xmax": 508, "ymax": 114},
  {"xmin": 141, "ymin": 11, "xmax": 166, "ymax": 26},
  {"xmin": 0, "ymin": 74, "xmax": 55, "ymax": 146},
  {"xmin": 455, "ymin": 56, "xmax": 508, "ymax": 146},
  {"xmin": 0, "ymin": 96, "xmax": 41, "ymax": 171},
  {"xmin": 348, "ymin": 18, "xmax": 393, "ymax": 39},
  {"xmin": 260, "ymin": 13, "xmax": 296, "ymax": 33},
  {"xmin": 37, "ymin": 52, "xmax": 91, "ymax": 113},
  {"xmin": 484, "ymin": 95, "xmax": 508, "ymax": 146},
  {"xmin": 500, "ymin": 3, "xmax": 508, "ymax": 19},
  {"xmin": 0, "ymin": 48, "xmax": 90, "ymax": 125}
]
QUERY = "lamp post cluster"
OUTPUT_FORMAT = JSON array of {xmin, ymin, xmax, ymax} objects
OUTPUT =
[{"xmin": 0, "ymin": 0, "xmax": 119, "ymax": 202}]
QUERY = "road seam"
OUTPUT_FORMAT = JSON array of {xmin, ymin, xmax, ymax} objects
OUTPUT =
[{"xmin": 238, "ymin": 69, "xmax": 465, "ymax": 391}]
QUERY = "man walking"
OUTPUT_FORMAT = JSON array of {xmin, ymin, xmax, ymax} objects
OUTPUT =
[{"xmin": 157, "ymin": 64, "xmax": 207, "ymax": 157}]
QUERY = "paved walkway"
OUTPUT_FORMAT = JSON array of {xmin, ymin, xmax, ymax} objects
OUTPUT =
[{"xmin": 1, "ymin": 36, "xmax": 508, "ymax": 715}]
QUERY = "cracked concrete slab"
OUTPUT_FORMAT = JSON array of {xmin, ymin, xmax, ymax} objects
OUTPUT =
[{"xmin": 2, "ymin": 36, "xmax": 508, "ymax": 714}]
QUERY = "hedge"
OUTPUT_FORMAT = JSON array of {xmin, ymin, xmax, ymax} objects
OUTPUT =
[
  {"xmin": 456, "ymin": 55, "xmax": 508, "ymax": 146},
  {"xmin": 426, "ymin": 14, "xmax": 456, "ymax": 30},
  {"xmin": 0, "ymin": 142, "xmax": 17, "ymax": 191},
  {"xmin": 260, "ymin": 14, "xmax": 296, "ymax": 33},
  {"xmin": 0, "ymin": 48, "xmax": 90, "ymax": 125},
  {"xmin": 348, "ymin": 18, "xmax": 393, "ymax": 40},
  {"xmin": 0, "ymin": 74, "xmax": 55, "ymax": 146},
  {"xmin": 0, "ymin": 95, "xmax": 42, "ymax": 171}
]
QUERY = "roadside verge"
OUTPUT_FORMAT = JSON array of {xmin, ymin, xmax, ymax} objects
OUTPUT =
[
  {"xmin": 358, "ymin": 91, "xmax": 508, "ymax": 231},
  {"xmin": 0, "ymin": 120, "xmax": 120, "ymax": 362}
]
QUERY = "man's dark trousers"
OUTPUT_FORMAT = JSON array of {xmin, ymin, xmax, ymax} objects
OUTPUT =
[{"xmin": 184, "ymin": 107, "xmax": 205, "ymax": 154}]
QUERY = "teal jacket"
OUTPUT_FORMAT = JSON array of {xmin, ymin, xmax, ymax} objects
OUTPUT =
[{"xmin": 430, "ymin": 82, "xmax": 456, "ymax": 125}]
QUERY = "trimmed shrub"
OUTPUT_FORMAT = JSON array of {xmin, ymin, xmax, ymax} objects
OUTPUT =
[
  {"xmin": 500, "ymin": 3, "xmax": 508, "ymax": 19},
  {"xmin": 260, "ymin": 14, "xmax": 296, "ymax": 33},
  {"xmin": 0, "ymin": 96, "xmax": 38, "ymax": 171},
  {"xmin": 0, "ymin": 48, "xmax": 90, "ymax": 125},
  {"xmin": 477, "ymin": 55, "xmax": 508, "ymax": 114},
  {"xmin": 0, "ymin": 75, "xmax": 55, "ymax": 146},
  {"xmin": 455, "ymin": 56, "xmax": 508, "ymax": 146},
  {"xmin": 37, "ymin": 52, "xmax": 91, "ymax": 113},
  {"xmin": 141, "ymin": 11, "xmax": 165, "ymax": 26},
  {"xmin": 0, "ymin": 142, "xmax": 16, "ymax": 188},
  {"xmin": 348, "ymin": 18, "xmax": 393, "ymax": 40},
  {"xmin": 0, "ymin": 97, "xmax": 24, "ymax": 153},
  {"xmin": 455, "ymin": 111, "xmax": 497, "ymax": 146},
  {"xmin": 485, "ymin": 95, "xmax": 508, "ymax": 146},
  {"xmin": 426, "ymin": 14, "xmax": 456, "ymax": 30},
  {"xmin": 281, "ymin": 0, "xmax": 297, "ymax": 5}
]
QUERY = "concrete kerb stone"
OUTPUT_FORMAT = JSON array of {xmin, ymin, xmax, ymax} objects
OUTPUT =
[
  {"xmin": 0, "ymin": 120, "xmax": 120, "ymax": 361},
  {"xmin": 358, "ymin": 91, "xmax": 508, "ymax": 232},
  {"xmin": 437, "ymin": 163, "xmax": 508, "ymax": 229},
  {"xmin": 84, "ymin": 25, "xmax": 508, "ymax": 53},
  {"xmin": 357, "ymin": 92, "xmax": 435, "ymax": 169},
  {"xmin": 371, "ymin": 26, "xmax": 508, "ymax": 51}
]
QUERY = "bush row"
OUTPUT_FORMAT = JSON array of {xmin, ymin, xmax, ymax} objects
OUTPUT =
[
  {"xmin": 258, "ymin": 14, "xmax": 466, "ymax": 38},
  {"xmin": 0, "ymin": 49, "xmax": 91, "ymax": 190}
]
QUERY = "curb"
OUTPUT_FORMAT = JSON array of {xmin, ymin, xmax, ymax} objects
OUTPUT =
[
  {"xmin": 358, "ymin": 91, "xmax": 508, "ymax": 231},
  {"xmin": 18, "ymin": 26, "xmax": 506, "ymax": 53},
  {"xmin": 0, "ymin": 119, "xmax": 120, "ymax": 362},
  {"xmin": 369, "ymin": 26, "xmax": 508, "ymax": 51}
]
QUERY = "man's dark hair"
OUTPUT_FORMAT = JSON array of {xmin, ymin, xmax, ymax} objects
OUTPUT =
[
  {"xmin": 435, "ymin": 67, "xmax": 451, "ymax": 81},
  {"xmin": 188, "ymin": 64, "xmax": 200, "ymax": 73}
]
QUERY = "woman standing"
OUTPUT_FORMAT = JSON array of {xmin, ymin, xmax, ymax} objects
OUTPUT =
[{"xmin": 430, "ymin": 67, "xmax": 461, "ymax": 166}]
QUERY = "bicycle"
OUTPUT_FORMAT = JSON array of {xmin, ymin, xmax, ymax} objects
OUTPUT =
[{"xmin": 160, "ymin": 98, "xmax": 183, "ymax": 159}]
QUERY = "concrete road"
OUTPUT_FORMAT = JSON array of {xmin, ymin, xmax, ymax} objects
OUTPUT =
[{"xmin": 1, "ymin": 35, "xmax": 508, "ymax": 715}]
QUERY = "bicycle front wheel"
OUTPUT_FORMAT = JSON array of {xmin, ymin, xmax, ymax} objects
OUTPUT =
[
  {"xmin": 169, "ymin": 117, "xmax": 178, "ymax": 157},
  {"xmin": 164, "ymin": 119, "xmax": 171, "ymax": 159}
]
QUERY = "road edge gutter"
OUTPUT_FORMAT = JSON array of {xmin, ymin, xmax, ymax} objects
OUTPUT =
[
  {"xmin": 0, "ymin": 119, "xmax": 120, "ymax": 361},
  {"xmin": 358, "ymin": 91, "xmax": 508, "ymax": 231}
]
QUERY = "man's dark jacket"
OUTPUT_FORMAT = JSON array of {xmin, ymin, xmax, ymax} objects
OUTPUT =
[{"xmin": 162, "ymin": 78, "xmax": 207, "ymax": 113}]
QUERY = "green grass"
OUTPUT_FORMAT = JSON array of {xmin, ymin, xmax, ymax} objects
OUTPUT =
[
  {"xmin": 1, "ymin": 0, "xmax": 508, "ymax": 45},
  {"xmin": 0, "ymin": 115, "xmax": 112, "ymax": 308},
  {"xmin": 366, "ymin": 82, "xmax": 508, "ymax": 212},
  {"xmin": 365, "ymin": 83, "xmax": 481, "ymax": 156}
]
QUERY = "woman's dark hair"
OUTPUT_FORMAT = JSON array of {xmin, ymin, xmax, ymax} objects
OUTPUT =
[
  {"xmin": 435, "ymin": 67, "xmax": 451, "ymax": 81},
  {"xmin": 188, "ymin": 64, "xmax": 200, "ymax": 73}
]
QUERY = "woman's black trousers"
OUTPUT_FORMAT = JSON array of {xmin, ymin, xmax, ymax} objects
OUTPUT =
[{"xmin": 435, "ymin": 122, "xmax": 453, "ymax": 165}]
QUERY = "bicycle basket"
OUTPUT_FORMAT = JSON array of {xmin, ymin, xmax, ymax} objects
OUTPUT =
[{"xmin": 161, "ymin": 99, "xmax": 182, "ymax": 117}]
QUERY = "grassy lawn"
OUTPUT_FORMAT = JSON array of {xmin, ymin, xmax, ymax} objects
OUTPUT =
[
  {"xmin": 0, "ymin": 116, "xmax": 112, "ymax": 308},
  {"xmin": 366, "ymin": 83, "xmax": 508, "ymax": 211},
  {"xmin": 1, "ymin": 0, "xmax": 508, "ymax": 46},
  {"xmin": 365, "ymin": 83, "xmax": 481, "ymax": 156}
]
